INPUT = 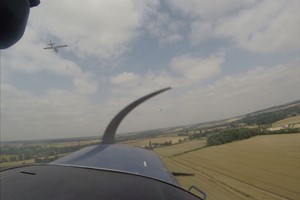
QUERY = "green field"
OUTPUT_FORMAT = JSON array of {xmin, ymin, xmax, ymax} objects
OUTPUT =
[
  {"xmin": 157, "ymin": 134, "xmax": 300, "ymax": 200},
  {"xmin": 0, "ymin": 159, "xmax": 35, "ymax": 169}
]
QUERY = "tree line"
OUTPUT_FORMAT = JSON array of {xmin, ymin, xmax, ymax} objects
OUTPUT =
[
  {"xmin": 207, "ymin": 127, "xmax": 300, "ymax": 146},
  {"xmin": 237, "ymin": 105, "xmax": 300, "ymax": 125},
  {"xmin": 0, "ymin": 143, "xmax": 95, "ymax": 163}
]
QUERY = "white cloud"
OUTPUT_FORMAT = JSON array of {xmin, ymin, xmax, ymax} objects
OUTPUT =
[
  {"xmin": 171, "ymin": 53, "xmax": 223, "ymax": 81},
  {"xmin": 146, "ymin": 11, "xmax": 184, "ymax": 45},
  {"xmin": 167, "ymin": 0, "xmax": 257, "ymax": 18},
  {"xmin": 3, "ymin": 26, "xmax": 98, "ymax": 96},
  {"xmin": 110, "ymin": 53, "xmax": 224, "ymax": 96},
  {"xmin": 169, "ymin": 0, "xmax": 300, "ymax": 53},
  {"xmin": 190, "ymin": 21, "xmax": 214, "ymax": 43},
  {"xmin": 2, "ymin": 56, "xmax": 299, "ymax": 140},
  {"xmin": 107, "ymin": 59, "xmax": 300, "ymax": 134},
  {"xmin": 5, "ymin": 27, "xmax": 78, "ymax": 74},
  {"xmin": 110, "ymin": 72, "xmax": 141, "ymax": 87},
  {"xmin": 175, "ymin": 59, "xmax": 300, "ymax": 124},
  {"xmin": 0, "ymin": 84, "xmax": 110, "ymax": 141},
  {"xmin": 30, "ymin": 0, "xmax": 159, "ymax": 59},
  {"xmin": 74, "ymin": 78, "xmax": 98, "ymax": 94},
  {"xmin": 215, "ymin": 0, "xmax": 300, "ymax": 53}
]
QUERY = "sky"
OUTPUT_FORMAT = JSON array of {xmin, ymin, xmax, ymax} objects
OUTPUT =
[{"xmin": 1, "ymin": 0, "xmax": 300, "ymax": 141}]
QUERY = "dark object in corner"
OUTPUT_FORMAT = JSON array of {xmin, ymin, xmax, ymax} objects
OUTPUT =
[{"xmin": 0, "ymin": 0, "xmax": 40, "ymax": 49}]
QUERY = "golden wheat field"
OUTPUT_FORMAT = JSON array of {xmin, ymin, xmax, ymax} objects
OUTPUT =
[{"xmin": 157, "ymin": 134, "xmax": 300, "ymax": 200}]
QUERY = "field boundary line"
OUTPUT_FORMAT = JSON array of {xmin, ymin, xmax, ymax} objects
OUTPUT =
[
  {"xmin": 174, "ymin": 158, "xmax": 293, "ymax": 200},
  {"xmin": 172, "ymin": 146, "xmax": 207, "ymax": 157}
]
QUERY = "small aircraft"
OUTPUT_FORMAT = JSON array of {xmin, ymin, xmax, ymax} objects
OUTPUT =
[
  {"xmin": 44, "ymin": 40, "xmax": 67, "ymax": 54},
  {"xmin": 1, "ymin": 87, "xmax": 206, "ymax": 200}
]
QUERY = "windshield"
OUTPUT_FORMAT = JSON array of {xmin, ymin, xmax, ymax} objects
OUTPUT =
[{"xmin": 1, "ymin": 1, "xmax": 300, "ymax": 200}]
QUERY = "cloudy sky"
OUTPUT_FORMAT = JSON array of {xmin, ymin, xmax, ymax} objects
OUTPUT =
[{"xmin": 1, "ymin": 0, "xmax": 300, "ymax": 141}]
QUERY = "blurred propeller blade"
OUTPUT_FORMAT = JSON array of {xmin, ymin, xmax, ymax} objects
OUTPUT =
[{"xmin": 102, "ymin": 87, "xmax": 171, "ymax": 144}]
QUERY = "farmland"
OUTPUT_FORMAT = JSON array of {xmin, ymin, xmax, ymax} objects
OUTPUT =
[
  {"xmin": 272, "ymin": 116, "xmax": 300, "ymax": 128},
  {"xmin": 0, "ymin": 138, "xmax": 101, "ymax": 169},
  {"xmin": 2, "ymin": 133, "xmax": 299, "ymax": 199},
  {"xmin": 156, "ymin": 134, "xmax": 300, "ymax": 200},
  {"xmin": 1, "ymin": 100, "xmax": 300, "ymax": 199},
  {"xmin": 121, "ymin": 135, "xmax": 188, "ymax": 147}
]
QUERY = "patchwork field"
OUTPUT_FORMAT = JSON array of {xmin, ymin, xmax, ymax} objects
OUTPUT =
[
  {"xmin": 48, "ymin": 139, "xmax": 101, "ymax": 147},
  {"xmin": 157, "ymin": 134, "xmax": 300, "ymax": 200},
  {"xmin": 121, "ymin": 136, "xmax": 188, "ymax": 147}
]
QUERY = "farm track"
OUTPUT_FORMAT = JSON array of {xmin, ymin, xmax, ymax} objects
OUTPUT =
[
  {"xmin": 158, "ymin": 134, "xmax": 300, "ymax": 200},
  {"xmin": 171, "ymin": 157, "xmax": 292, "ymax": 200},
  {"xmin": 164, "ymin": 157, "xmax": 247, "ymax": 200}
]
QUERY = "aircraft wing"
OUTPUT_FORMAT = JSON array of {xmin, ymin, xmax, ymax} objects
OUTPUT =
[
  {"xmin": 55, "ymin": 45, "xmax": 67, "ymax": 48},
  {"xmin": 43, "ymin": 47, "xmax": 53, "ymax": 49}
]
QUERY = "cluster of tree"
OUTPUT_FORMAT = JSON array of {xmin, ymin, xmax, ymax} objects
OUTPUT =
[
  {"xmin": 188, "ymin": 128, "xmax": 225, "ymax": 140},
  {"xmin": 189, "ymin": 132, "xmax": 207, "ymax": 140},
  {"xmin": 177, "ymin": 132, "xmax": 188, "ymax": 136},
  {"xmin": 207, "ymin": 127, "xmax": 300, "ymax": 146},
  {"xmin": 237, "ymin": 105, "xmax": 300, "ymax": 125},
  {"xmin": 0, "ymin": 144, "xmax": 92, "ymax": 163},
  {"xmin": 151, "ymin": 140, "xmax": 173, "ymax": 148},
  {"xmin": 163, "ymin": 141, "xmax": 172, "ymax": 146},
  {"xmin": 178, "ymin": 138, "xmax": 189, "ymax": 143},
  {"xmin": 207, "ymin": 128, "xmax": 261, "ymax": 146}
]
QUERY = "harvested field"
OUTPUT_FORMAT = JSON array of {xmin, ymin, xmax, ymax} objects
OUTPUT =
[
  {"xmin": 272, "ymin": 116, "xmax": 300, "ymax": 128},
  {"xmin": 158, "ymin": 134, "xmax": 300, "ymax": 200}
]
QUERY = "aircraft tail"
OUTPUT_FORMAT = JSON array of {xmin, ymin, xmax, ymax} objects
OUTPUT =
[{"xmin": 47, "ymin": 40, "xmax": 54, "ymax": 46}]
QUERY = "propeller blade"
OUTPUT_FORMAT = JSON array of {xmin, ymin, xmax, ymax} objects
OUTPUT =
[{"xmin": 102, "ymin": 87, "xmax": 171, "ymax": 144}]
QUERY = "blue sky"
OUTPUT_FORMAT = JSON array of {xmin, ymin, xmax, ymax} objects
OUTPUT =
[{"xmin": 1, "ymin": 0, "xmax": 300, "ymax": 141}]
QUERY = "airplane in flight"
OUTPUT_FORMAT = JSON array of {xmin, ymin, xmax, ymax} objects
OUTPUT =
[
  {"xmin": 1, "ymin": 87, "xmax": 206, "ymax": 200},
  {"xmin": 44, "ymin": 40, "xmax": 67, "ymax": 54}
]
